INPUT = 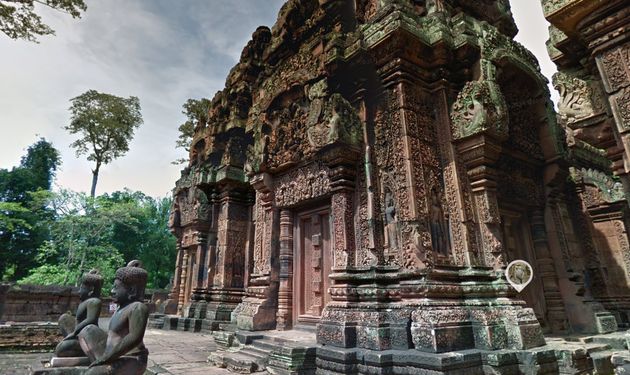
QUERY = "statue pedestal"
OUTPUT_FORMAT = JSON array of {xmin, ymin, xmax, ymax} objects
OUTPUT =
[{"xmin": 50, "ymin": 356, "xmax": 90, "ymax": 367}]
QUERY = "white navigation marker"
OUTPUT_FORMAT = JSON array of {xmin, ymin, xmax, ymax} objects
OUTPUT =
[{"xmin": 505, "ymin": 260, "xmax": 533, "ymax": 292}]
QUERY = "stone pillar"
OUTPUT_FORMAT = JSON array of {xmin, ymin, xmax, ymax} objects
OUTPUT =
[
  {"xmin": 204, "ymin": 189, "xmax": 249, "ymax": 328},
  {"xmin": 178, "ymin": 249, "xmax": 189, "ymax": 314},
  {"xmin": 529, "ymin": 209, "xmax": 569, "ymax": 332},
  {"xmin": 545, "ymin": 190, "xmax": 618, "ymax": 333},
  {"xmin": 190, "ymin": 238, "xmax": 209, "ymax": 301},
  {"xmin": 596, "ymin": 41, "xmax": 630, "ymax": 175},
  {"xmin": 434, "ymin": 86, "xmax": 478, "ymax": 266},
  {"xmin": 233, "ymin": 173, "xmax": 280, "ymax": 331},
  {"xmin": 331, "ymin": 190, "xmax": 355, "ymax": 271},
  {"xmin": 456, "ymin": 135, "xmax": 506, "ymax": 269},
  {"xmin": 164, "ymin": 245, "xmax": 183, "ymax": 314},
  {"xmin": 276, "ymin": 210, "xmax": 293, "ymax": 330}
]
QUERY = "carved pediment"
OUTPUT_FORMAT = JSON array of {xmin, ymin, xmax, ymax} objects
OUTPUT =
[
  {"xmin": 450, "ymin": 80, "xmax": 508, "ymax": 141},
  {"xmin": 553, "ymin": 71, "xmax": 606, "ymax": 126},
  {"xmin": 176, "ymin": 187, "xmax": 212, "ymax": 227},
  {"xmin": 571, "ymin": 167, "xmax": 625, "ymax": 205}
]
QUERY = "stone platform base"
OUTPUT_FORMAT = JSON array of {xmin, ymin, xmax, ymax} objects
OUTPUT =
[
  {"xmin": 154, "ymin": 314, "xmax": 224, "ymax": 333},
  {"xmin": 49, "ymin": 356, "xmax": 90, "ymax": 367},
  {"xmin": 31, "ymin": 366, "xmax": 87, "ymax": 375},
  {"xmin": 206, "ymin": 328, "xmax": 630, "ymax": 375},
  {"xmin": 0, "ymin": 322, "xmax": 61, "ymax": 352}
]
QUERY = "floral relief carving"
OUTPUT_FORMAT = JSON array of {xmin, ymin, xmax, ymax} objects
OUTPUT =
[
  {"xmin": 612, "ymin": 87, "xmax": 630, "ymax": 132},
  {"xmin": 273, "ymin": 162, "xmax": 331, "ymax": 207},
  {"xmin": 600, "ymin": 43, "xmax": 630, "ymax": 93}
]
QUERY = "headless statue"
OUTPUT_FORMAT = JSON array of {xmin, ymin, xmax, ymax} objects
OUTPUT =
[
  {"xmin": 55, "ymin": 269, "xmax": 103, "ymax": 358},
  {"xmin": 78, "ymin": 260, "xmax": 149, "ymax": 375}
]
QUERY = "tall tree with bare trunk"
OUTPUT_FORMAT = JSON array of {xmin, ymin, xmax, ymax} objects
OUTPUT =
[{"xmin": 65, "ymin": 90, "xmax": 143, "ymax": 198}]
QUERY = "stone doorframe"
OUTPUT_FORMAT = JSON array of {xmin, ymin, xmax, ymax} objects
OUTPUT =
[{"xmin": 273, "ymin": 156, "xmax": 359, "ymax": 330}]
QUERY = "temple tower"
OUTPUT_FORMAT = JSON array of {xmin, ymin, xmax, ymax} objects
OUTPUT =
[{"xmin": 165, "ymin": 0, "xmax": 630, "ymax": 372}]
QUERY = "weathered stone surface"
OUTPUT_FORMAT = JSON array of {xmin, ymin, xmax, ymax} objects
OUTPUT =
[
  {"xmin": 0, "ymin": 323, "xmax": 61, "ymax": 353},
  {"xmin": 163, "ymin": 0, "xmax": 630, "ymax": 372}
]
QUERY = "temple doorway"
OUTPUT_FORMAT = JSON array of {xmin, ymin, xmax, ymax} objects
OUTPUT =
[{"xmin": 293, "ymin": 207, "xmax": 332, "ymax": 325}]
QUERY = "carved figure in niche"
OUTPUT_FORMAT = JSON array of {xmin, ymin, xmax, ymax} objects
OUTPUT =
[
  {"xmin": 450, "ymin": 80, "xmax": 508, "ymax": 140},
  {"xmin": 306, "ymin": 82, "xmax": 362, "ymax": 148},
  {"xmin": 78, "ymin": 260, "xmax": 149, "ymax": 375},
  {"xmin": 384, "ymin": 190, "xmax": 399, "ymax": 251},
  {"xmin": 306, "ymin": 80, "xmax": 327, "ymax": 123},
  {"xmin": 553, "ymin": 72, "xmax": 600, "ymax": 124},
  {"xmin": 429, "ymin": 188, "xmax": 450, "ymax": 255},
  {"xmin": 55, "ymin": 269, "xmax": 103, "ymax": 358}
]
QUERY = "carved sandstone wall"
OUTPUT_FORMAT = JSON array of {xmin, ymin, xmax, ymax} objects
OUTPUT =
[{"xmin": 166, "ymin": 4, "xmax": 630, "ymax": 364}]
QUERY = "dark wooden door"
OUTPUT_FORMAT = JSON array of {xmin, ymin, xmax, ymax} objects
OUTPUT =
[{"xmin": 294, "ymin": 208, "xmax": 332, "ymax": 325}]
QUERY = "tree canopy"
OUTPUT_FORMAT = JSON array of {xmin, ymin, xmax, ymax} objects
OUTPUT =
[
  {"xmin": 19, "ymin": 189, "xmax": 177, "ymax": 290},
  {"xmin": 65, "ymin": 89, "xmax": 143, "ymax": 197},
  {"xmin": 0, "ymin": 0, "xmax": 87, "ymax": 42},
  {"xmin": 173, "ymin": 98, "xmax": 210, "ymax": 164},
  {"xmin": 0, "ymin": 138, "xmax": 60, "ymax": 279}
]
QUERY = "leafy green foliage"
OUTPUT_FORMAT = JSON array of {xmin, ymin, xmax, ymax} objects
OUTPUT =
[
  {"xmin": 19, "ymin": 189, "xmax": 176, "ymax": 290},
  {"xmin": 0, "ymin": 139, "xmax": 60, "ymax": 280},
  {"xmin": 0, "ymin": 202, "xmax": 31, "ymax": 232},
  {"xmin": 65, "ymin": 90, "xmax": 143, "ymax": 197},
  {"xmin": 173, "ymin": 98, "xmax": 210, "ymax": 164},
  {"xmin": 0, "ymin": 0, "xmax": 87, "ymax": 42}
]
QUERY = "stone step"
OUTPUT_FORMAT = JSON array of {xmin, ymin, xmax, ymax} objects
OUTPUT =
[
  {"xmin": 211, "ymin": 350, "xmax": 268, "ymax": 373},
  {"xmin": 583, "ymin": 342, "xmax": 612, "ymax": 354},
  {"xmin": 213, "ymin": 330, "xmax": 237, "ymax": 349},
  {"xmin": 589, "ymin": 335, "xmax": 628, "ymax": 350},
  {"xmin": 220, "ymin": 323, "xmax": 238, "ymax": 332},
  {"xmin": 590, "ymin": 350, "xmax": 615, "ymax": 375}
]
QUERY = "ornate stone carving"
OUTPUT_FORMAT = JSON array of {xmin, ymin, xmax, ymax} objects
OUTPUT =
[
  {"xmin": 553, "ymin": 71, "xmax": 606, "ymax": 124},
  {"xmin": 612, "ymin": 87, "xmax": 630, "ymax": 132},
  {"xmin": 450, "ymin": 80, "xmax": 508, "ymax": 140},
  {"xmin": 176, "ymin": 187, "xmax": 211, "ymax": 227},
  {"xmin": 273, "ymin": 162, "xmax": 331, "ymax": 207},
  {"xmin": 331, "ymin": 191, "xmax": 355, "ymax": 269},
  {"xmin": 571, "ymin": 167, "xmax": 625, "ymax": 204},
  {"xmin": 598, "ymin": 41, "xmax": 629, "ymax": 93}
]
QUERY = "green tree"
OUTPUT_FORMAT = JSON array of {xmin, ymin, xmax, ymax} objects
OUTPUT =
[
  {"xmin": 173, "ymin": 98, "xmax": 210, "ymax": 165},
  {"xmin": 0, "ymin": 0, "xmax": 87, "ymax": 42},
  {"xmin": 20, "ymin": 189, "xmax": 177, "ymax": 289},
  {"xmin": 20, "ymin": 189, "xmax": 129, "ymax": 287},
  {"xmin": 0, "ymin": 139, "xmax": 60, "ymax": 279},
  {"xmin": 65, "ymin": 90, "xmax": 143, "ymax": 198},
  {"xmin": 101, "ymin": 190, "xmax": 177, "ymax": 288}
]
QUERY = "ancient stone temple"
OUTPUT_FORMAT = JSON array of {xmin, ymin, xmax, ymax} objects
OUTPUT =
[
  {"xmin": 161, "ymin": 0, "xmax": 630, "ymax": 373},
  {"xmin": 542, "ymin": 0, "xmax": 630, "ymax": 331}
]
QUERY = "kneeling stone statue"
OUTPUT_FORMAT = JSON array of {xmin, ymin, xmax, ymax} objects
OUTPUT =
[{"xmin": 79, "ymin": 260, "xmax": 149, "ymax": 375}]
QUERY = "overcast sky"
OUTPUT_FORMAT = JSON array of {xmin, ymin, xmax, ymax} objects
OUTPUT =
[{"xmin": 0, "ymin": 0, "xmax": 557, "ymax": 198}]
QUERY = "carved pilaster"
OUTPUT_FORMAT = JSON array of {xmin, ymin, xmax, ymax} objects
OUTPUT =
[
  {"xmin": 251, "ymin": 173, "xmax": 277, "ymax": 280},
  {"xmin": 178, "ymin": 250, "xmax": 189, "ymax": 314},
  {"xmin": 276, "ymin": 210, "xmax": 294, "ymax": 330},
  {"xmin": 328, "ymin": 164, "xmax": 357, "ymax": 270},
  {"xmin": 456, "ymin": 135, "xmax": 506, "ymax": 269},
  {"xmin": 529, "ymin": 209, "xmax": 569, "ymax": 333},
  {"xmin": 233, "ymin": 172, "xmax": 280, "ymax": 331}
]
